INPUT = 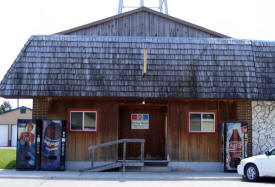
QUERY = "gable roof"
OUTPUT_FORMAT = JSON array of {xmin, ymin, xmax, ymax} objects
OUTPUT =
[
  {"xmin": 0, "ymin": 106, "xmax": 32, "ymax": 115},
  {"xmin": 57, "ymin": 7, "xmax": 229, "ymax": 38},
  {"xmin": 0, "ymin": 35, "xmax": 274, "ymax": 100}
]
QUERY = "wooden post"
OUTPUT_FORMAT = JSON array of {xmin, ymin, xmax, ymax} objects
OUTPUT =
[
  {"xmin": 123, "ymin": 142, "xmax": 126, "ymax": 172},
  {"xmin": 141, "ymin": 142, "xmax": 144, "ymax": 171},
  {"xmin": 115, "ymin": 144, "xmax": 119, "ymax": 162},
  {"xmin": 91, "ymin": 150, "xmax": 95, "ymax": 168}
]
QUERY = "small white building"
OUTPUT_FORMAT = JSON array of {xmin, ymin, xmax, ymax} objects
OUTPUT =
[{"xmin": 0, "ymin": 106, "xmax": 32, "ymax": 147}]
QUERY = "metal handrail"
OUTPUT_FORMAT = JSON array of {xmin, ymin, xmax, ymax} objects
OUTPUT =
[
  {"xmin": 88, "ymin": 139, "xmax": 145, "ymax": 172},
  {"xmin": 88, "ymin": 139, "xmax": 145, "ymax": 150}
]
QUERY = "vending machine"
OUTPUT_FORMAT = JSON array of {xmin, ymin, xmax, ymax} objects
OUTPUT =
[
  {"xmin": 222, "ymin": 122, "xmax": 248, "ymax": 171},
  {"xmin": 40, "ymin": 120, "xmax": 66, "ymax": 171},
  {"xmin": 16, "ymin": 119, "xmax": 66, "ymax": 170},
  {"xmin": 16, "ymin": 119, "xmax": 42, "ymax": 170}
]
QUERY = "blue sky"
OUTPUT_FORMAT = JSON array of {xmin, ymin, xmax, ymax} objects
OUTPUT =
[{"xmin": 1, "ymin": 0, "xmax": 275, "ymax": 108}]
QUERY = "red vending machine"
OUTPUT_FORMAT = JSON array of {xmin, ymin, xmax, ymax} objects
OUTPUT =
[{"xmin": 222, "ymin": 122, "xmax": 248, "ymax": 171}]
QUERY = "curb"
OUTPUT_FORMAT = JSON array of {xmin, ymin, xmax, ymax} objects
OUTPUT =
[
  {"xmin": 0, "ymin": 170, "xmax": 242, "ymax": 181},
  {"xmin": 0, "ymin": 176, "xmax": 242, "ymax": 181}
]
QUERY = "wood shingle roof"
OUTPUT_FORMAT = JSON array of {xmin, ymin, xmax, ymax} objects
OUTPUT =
[{"xmin": 0, "ymin": 35, "xmax": 274, "ymax": 100}]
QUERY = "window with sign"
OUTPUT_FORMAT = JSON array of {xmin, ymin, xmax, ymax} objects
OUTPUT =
[
  {"xmin": 187, "ymin": 111, "xmax": 217, "ymax": 133},
  {"xmin": 68, "ymin": 109, "xmax": 98, "ymax": 132},
  {"xmin": 20, "ymin": 107, "xmax": 26, "ymax": 114}
]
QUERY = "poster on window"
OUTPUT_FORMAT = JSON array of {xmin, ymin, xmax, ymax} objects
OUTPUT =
[{"xmin": 131, "ymin": 114, "xmax": 149, "ymax": 129}]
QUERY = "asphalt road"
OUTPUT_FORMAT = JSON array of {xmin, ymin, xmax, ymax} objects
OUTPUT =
[{"xmin": 1, "ymin": 178, "xmax": 275, "ymax": 187}]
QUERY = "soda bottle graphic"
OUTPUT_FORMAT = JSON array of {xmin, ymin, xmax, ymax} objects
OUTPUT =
[
  {"xmin": 42, "ymin": 120, "xmax": 62, "ymax": 169},
  {"xmin": 228, "ymin": 129, "xmax": 242, "ymax": 169}
]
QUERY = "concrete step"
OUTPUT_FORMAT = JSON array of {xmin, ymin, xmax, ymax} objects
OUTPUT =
[
  {"xmin": 122, "ymin": 166, "xmax": 172, "ymax": 172},
  {"xmin": 144, "ymin": 160, "xmax": 169, "ymax": 166},
  {"xmin": 143, "ymin": 166, "xmax": 172, "ymax": 172}
]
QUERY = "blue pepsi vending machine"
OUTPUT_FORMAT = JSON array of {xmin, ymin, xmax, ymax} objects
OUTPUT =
[
  {"xmin": 40, "ymin": 120, "xmax": 66, "ymax": 171},
  {"xmin": 16, "ymin": 119, "xmax": 42, "ymax": 170}
]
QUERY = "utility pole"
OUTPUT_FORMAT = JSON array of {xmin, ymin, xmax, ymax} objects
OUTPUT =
[
  {"xmin": 118, "ymin": 0, "xmax": 168, "ymax": 15},
  {"xmin": 140, "ymin": 0, "xmax": 144, "ymax": 7}
]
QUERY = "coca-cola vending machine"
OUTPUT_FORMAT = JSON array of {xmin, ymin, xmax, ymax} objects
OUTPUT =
[
  {"xmin": 222, "ymin": 122, "xmax": 248, "ymax": 171},
  {"xmin": 40, "ymin": 120, "xmax": 66, "ymax": 171}
]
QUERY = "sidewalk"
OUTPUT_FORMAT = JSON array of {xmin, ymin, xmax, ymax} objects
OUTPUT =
[
  {"xmin": 0, "ymin": 169, "xmax": 241, "ymax": 181},
  {"xmin": 0, "ymin": 147, "xmax": 16, "ymax": 149}
]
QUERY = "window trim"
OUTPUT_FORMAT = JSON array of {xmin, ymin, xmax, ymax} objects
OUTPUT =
[
  {"xmin": 187, "ymin": 110, "xmax": 217, "ymax": 134},
  {"xmin": 68, "ymin": 109, "xmax": 99, "ymax": 133}
]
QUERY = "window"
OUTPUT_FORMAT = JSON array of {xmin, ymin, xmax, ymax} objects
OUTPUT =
[
  {"xmin": 68, "ymin": 109, "xmax": 98, "ymax": 132},
  {"xmin": 187, "ymin": 111, "xmax": 217, "ymax": 133},
  {"xmin": 20, "ymin": 107, "xmax": 26, "ymax": 114}
]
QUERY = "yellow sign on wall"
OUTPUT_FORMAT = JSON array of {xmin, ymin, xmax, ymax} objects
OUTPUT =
[{"xmin": 143, "ymin": 49, "xmax": 147, "ymax": 76}]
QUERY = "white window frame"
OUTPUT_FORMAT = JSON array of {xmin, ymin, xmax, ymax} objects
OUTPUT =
[
  {"xmin": 188, "ymin": 111, "xmax": 216, "ymax": 133},
  {"xmin": 69, "ymin": 110, "xmax": 98, "ymax": 132}
]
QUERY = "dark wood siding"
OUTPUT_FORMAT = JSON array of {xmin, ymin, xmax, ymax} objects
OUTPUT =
[
  {"xmin": 119, "ymin": 105, "xmax": 167, "ymax": 160},
  {"xmin": 47, "ymin": 98, "xmax": 119, "ymax": 161},
  {"xmin": 69, "ymin": 12, "xmax": 218, "ymax": 37},
  {"xmin": 46, "ymin": 98, "xmax": 251, "ymax": 162},
  {"xmin": 168, "ymin": 99, "xmax": 240, "ymax": 162}
]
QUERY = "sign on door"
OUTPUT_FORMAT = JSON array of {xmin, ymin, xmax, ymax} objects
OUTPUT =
[{"xmin": 131, "ymin": 114, "xmax": 149, "ymax": 129}]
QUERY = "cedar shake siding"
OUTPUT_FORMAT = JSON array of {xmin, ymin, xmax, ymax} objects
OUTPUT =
[{"xmin": 0, "ymin": 35, "xmax": 274, "ymax": 100}]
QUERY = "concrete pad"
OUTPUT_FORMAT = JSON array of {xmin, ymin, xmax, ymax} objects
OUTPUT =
[{"xmin": 169, "ymin": 162, "xmax": 224, "ymax": 172}]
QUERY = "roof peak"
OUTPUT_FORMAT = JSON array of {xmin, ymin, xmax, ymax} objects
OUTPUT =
[
  {"xmin": 0, "ymin": 106, "xmax": 32, "ymax": 115},
  {"xmin": 56, "ymin": 7, "xmax": 229, "ymax": 38}
]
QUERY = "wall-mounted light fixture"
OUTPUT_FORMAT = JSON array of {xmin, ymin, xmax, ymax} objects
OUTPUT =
[{"xmin": 142, "ymin": 98, "xmax": 146, "ymax": 105}]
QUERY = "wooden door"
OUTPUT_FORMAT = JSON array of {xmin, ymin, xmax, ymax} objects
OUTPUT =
[{"xmin": 119, "ymin": 105, "xmax": 167, "ymax": 160}]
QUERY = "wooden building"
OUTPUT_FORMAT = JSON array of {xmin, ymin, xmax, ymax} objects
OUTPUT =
[{"xmin": 0, "ymin": 7, "xmax": 274, "ymax": 171}]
